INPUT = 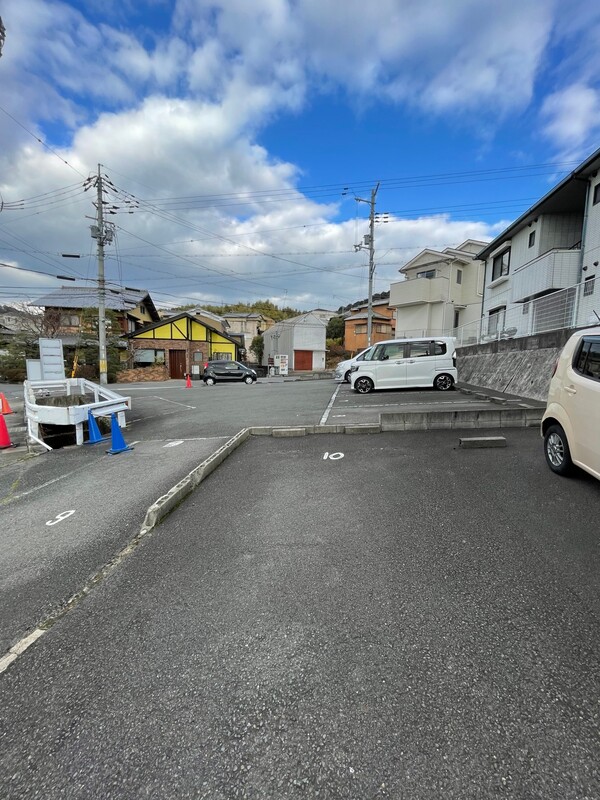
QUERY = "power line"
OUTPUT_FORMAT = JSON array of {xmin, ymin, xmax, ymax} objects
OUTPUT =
[{"xmin": 0, "ymin": 104, "xmax": 88, "ymax": 178}]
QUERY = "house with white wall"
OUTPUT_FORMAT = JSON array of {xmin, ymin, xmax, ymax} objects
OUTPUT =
[
  {"xmin": 389, "ymin": 240, "xmax": 488, "ymax": 338},
  {"xmin": 476, "ymin": 147, "xmax": 600, "ymax": 340},
  {"xmin": 262, "ymin": 312, "xmax": 327, "ymax": 371}
]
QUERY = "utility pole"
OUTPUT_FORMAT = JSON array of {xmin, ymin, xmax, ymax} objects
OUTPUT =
[
  {"xmin": 95, "ymin": 166, "xmax": 107, "ymax": 385},
  {"xmin": 87, "ymin": 165, "xmax": 114, "ymax": 385},
  {"xmin": 354, "ymin": 183, "xmax": 379, "ymax": 346}
]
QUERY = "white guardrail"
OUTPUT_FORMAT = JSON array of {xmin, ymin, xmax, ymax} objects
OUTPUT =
[{"xmin": 24, "ymin": 379, "xmax": 131, "ymax": 450}]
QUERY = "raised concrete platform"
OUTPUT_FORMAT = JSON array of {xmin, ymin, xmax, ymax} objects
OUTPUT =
[{"xmin": 459, "ymin": 436, "xmax": 507, "ymax": 448}]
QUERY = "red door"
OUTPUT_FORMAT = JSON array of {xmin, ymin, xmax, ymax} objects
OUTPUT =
[
  {"xmin": 169, "ymin": 349, "xmax": 186, "ymax": 379},
  {"xmin": 294, "ymin": 350, "xmax": 313, "ymax": 371}
]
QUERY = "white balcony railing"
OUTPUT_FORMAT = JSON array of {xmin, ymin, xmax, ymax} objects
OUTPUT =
[{"xmin": 510, "ymin": 249, "xmax": 581, "ymax": 303}]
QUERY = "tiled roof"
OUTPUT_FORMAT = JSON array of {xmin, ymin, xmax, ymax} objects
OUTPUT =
[{"xmin": 32, "ymin": 286, "xmax": 152, "ymax": 312}]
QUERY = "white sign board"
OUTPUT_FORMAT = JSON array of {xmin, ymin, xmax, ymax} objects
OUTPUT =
[
  {"xmin": 39, "ymin": 338, "xmax": 66, "ymax": 380},
  {"xmin": 274, "ymin": 354, "xmax": 289, "ymax": 376}
]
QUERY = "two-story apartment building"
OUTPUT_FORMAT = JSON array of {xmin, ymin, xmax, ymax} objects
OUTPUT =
[
  {"xmin": 389, "ymin": 240, "xmax": 488, "ymax": 338},
  {"xmin": 477, "ymin": 147, "xmax": 600, "ymax": 339}
]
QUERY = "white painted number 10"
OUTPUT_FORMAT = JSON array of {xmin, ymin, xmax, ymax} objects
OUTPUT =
[{"xmin": 323, "ymin": 452, "xmax": 344, "ymax": 460}]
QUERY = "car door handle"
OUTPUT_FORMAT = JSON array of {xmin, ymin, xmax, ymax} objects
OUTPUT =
[{"xmin": 564, "ymin": 386, "xmax": 577, "ymax": 395}]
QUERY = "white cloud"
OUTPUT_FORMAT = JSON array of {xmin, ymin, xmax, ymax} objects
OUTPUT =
[
  {"xmin": 541, "ymin": 84, "xmax": 600, "ymax": 150},
  {"xmin": 1, "ymin": 0, "xmax": 597, "ymax": 311}
]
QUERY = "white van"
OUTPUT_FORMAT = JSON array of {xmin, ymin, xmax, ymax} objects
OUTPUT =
[
  {"xmin": 333, "ymin": 347, "xmax": 373, "ymax": 383},
  {"xmin": 349, "ymin": 337, "xmax": 457, "ymax": 393}
]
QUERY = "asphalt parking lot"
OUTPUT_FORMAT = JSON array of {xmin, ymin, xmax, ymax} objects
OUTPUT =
[
  {"xmin": 1, "ymin": 429, "xmax": 599, "ymax": 799},
  {"xmin": 1, "ymin": 378, "xmax": 597, "ymax": 798}
]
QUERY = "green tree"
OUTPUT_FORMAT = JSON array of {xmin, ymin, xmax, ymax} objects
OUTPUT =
[
  {"xmin": 326, "ymin": 315, "xmax": 344, "ymax": 343},
  {"xmin": 249, "ymin": 334, "xmax": 264, "ymax": 364}
]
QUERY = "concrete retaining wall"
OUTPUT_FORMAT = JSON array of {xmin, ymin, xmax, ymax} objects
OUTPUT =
[
  {"xmin": 457, "ymin": 348, "xmax": 560, "ymax": 401},
  {"xmin": 456, "ymin": 329, "xmax": 578, "ymax": 402}
]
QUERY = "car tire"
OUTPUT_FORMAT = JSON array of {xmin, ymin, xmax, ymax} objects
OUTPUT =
[
  {"xmin": 244, "ymin": 376, "xmax": 254, "ymax": 384},
  {"xmin": 433, "ymin": 373, "xmax": 454, "ymax": 391},
  {"xmin": 205, "ymin": 376, "xmax": 216, "ymax": 386},
  {"xmin": 354, "ymin": 376, "xmax": 374, "ymax": 394},
  {"xmin": 344, "ymin": 370, "xmax": 352, "ymax": 383},
  {"xmin": 544, "ymin": 424, "xmax": 574, "ymax": 476}
]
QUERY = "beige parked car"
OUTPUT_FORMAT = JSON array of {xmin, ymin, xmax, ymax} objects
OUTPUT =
[{"xmin": 541, "ymin": 327, "xmax": 600, "ymax": 479}]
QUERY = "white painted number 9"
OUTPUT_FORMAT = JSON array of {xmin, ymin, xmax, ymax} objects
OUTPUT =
[
  {"xmin": 323, "ymin": 452, "xmax": 344, "ymax": 460},
  {"xmin": 46, "ymin": 510, "xmax": 76, "ymax": 526}
]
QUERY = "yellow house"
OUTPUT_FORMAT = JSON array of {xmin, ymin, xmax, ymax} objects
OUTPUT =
[{"xmin": 127, "ymin": 312, "xmax": 240, "ymax": 379}]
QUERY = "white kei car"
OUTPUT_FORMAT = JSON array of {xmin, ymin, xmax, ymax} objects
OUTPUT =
[{"xmin": 541, "ymin": 326, "xmax": 600, "ymax": 480}]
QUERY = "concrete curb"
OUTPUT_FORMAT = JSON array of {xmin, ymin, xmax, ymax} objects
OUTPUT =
[
  {"xmin": 140, "ymin": 428, "xmax": 251, "ymax": 534},
  {"xmin": 380, "ymin": 408, "xmax": 543, "ymax": 431}
]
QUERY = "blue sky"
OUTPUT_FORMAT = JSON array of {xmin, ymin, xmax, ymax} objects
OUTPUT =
[{"xmin": 1, "ymin": 0, "xmax": 600, "ymax": 313}]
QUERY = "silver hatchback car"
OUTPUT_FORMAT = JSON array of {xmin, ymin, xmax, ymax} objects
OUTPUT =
[{"xmin": 541, "ymin": 327, "xmax": 600, "ymax": 480}]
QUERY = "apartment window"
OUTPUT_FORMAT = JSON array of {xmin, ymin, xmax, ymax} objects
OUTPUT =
[
  {"xmin": 456, "ymin": 269, "xmax": 462, "ymax": 285},
  {"xmin": 139, "ymin": 304, "xmax": 146, "ymax": 314},
  {"xmin": 416, "ymin": 269, "xmax": 436, "ymax": 279},
  {"xmin": 584, "ymin": 275, "xmax": 595, "ymax": 296},
  {"xmin": 593, "ymin": 184, "xmax": 600, "ymax": 205},
  {"xmin": 528, "ymin": 231, "xmax": 535, "ymax": 248},
  {"xmin": 492, "ymin": 248, "xmax": 510, "ymax": 281},
  {"xmin": 354, "ymin": 324, "xmax": 367, "ymax": 334},
  {"xmin": 522, "ymin": 301, "xmax": 530, "ymax": 315},
  {"xmin": 488, "ymin": 306, "xmax": 506, "ymax": 335},
  {"xmin": 453, "ymin": 310, "xmax": 460, "ymax": 328}
]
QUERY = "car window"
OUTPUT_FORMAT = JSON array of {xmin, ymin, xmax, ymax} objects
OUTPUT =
[
  {"xmin": 408, "ymin": 342, "xmax": 431, "ymax": 358},
  {"xmin": 377, "ymin": 343, "xmax": 405, "ymax": 360},
  {"xmin": 356, "ymin": 348, "xmax": 373, "ymax": 362},
  {"xmin": 433, "ymin": 342, "xmax": 447, "ymax": 355},
  {"xmin": 574, "ymin": 339, "xmax": 600, "ymax": 380}
]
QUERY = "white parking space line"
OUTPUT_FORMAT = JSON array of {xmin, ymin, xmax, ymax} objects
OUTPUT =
[
  {"xmin": 320, "ymin": 385, "xmax": 341, "ymax": 426},
  {"xmin": 154, "ymin": 396, "xmax": 196, "ymax": 409},
  {"xmin": 163, "ymin": 440, "xmax": 184, "ymax": 448}
]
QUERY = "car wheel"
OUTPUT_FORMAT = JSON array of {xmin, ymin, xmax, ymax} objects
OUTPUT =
[
  {"xmin": 205, "ymin": 376, "xmax": 216, "ymax": 386},
  {"xmin": 354, "ymin": 376, "xmax": 374, "ymax": 394},
  {"xmin": 544, "ymin": 424, "xmax": 573, "ymax": 476},
  {"xmin": 434, "ymin": 373, "xmax": 454, "ymax": 391},
  {"xmin": 244, "ymin": 375, "xmax": 254, "ymax": 384},
  {"xmin": 344, "ymin": 370, "xmax": 352, "ymax": 383}
]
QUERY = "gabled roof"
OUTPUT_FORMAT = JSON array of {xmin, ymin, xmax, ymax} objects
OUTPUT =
[
  {"xmin": 400, "ymin": 243, "xmax": 485, "ymax": 274},
  {"xmin": 344, "ymin": 310, "xmax": 391, "ymax": 322},
  {"xmin": 267, "ymin": 311, "xmax": 327, "ymax": 330},
  {"xmin": 476, "ymin": 146, "xmax": 600, "ymax": 261},
  {"xmin": 32, "ymin": 286, "xmax": 160, "ymax": 320},
  {"xmin": 126, "ymin": 311, "xmax": 240, "ymax": 345},
  {"xmin": 222, "ymin": 312, "xmax": 265, "ymax": 320}
]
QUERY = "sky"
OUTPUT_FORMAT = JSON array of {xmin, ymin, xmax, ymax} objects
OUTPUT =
[{"xmin": 1, "ymin": 0, "xmax": 600, "ymax": 315}]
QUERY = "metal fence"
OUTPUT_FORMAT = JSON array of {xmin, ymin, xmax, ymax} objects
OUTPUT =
[{"xmin": 451, "ymin": 278, "xmax": 599, "ymax": 348}]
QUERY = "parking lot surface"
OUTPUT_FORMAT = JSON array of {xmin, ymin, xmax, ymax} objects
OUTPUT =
[{"xmin": 2, "ymin": 429, "xmax": 599, "ymax": 799}]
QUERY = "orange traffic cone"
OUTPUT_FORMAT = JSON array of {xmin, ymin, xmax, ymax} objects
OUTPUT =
[
  {"xmin": 0, "ymin": 413, "xmax": 14, "ymax": 449},
  {"xmin": 0, "ymin": 392, "xmax": 14, "ymax": 414},
  {"xmin": 185, "ymin": 373, "xmax": 192, "ymax": 388}
]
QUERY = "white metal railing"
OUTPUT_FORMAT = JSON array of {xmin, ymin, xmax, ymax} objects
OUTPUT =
[
  {"xmin": 24, "ymin": 378, "xmax": 131, "ymax": 448},
  {"xmin": 451, "ymin": 278, "xmax": 599, "ymax": 347}
]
